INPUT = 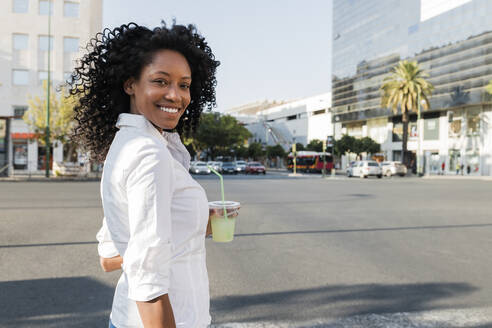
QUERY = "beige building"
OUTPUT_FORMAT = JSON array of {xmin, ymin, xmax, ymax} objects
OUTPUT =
[{"xmin": 0, "ymin": 0, "xmax": 102, "ymax": 175}]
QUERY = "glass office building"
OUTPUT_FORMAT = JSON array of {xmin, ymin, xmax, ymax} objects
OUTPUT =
[{"xmin": 332, "ymin": 0, "xmax": 492, "ymax": 175}]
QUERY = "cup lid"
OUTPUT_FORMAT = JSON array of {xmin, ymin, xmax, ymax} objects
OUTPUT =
[{"xmin": 208, "ymin": 201, "xmax": 240, "ymax": 208}]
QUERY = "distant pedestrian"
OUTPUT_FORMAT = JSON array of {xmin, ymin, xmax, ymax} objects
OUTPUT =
[
  {"xmin": 441, "ymin": 162, "xmax": 445, "ymax": 175},
  {"xmin": 460, "ymin": 164, "xmax": 464, "ymax": 175},
  {"xmin": 455, "ymin": 162, "xmax": 460, "ymax": 175},
  {"xmin": 467, "ymin": 165, "xmax": 471, "ymax": 175}
]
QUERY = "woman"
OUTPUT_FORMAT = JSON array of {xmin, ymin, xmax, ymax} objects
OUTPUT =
[{"xmin": 69, "ymin": 22, "xmax": 220, "ymax": 328}]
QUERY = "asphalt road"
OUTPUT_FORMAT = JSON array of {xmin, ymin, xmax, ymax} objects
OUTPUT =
[{"xmin": 1, "ymin": 176, "xmax": 492, "ymax": 327}]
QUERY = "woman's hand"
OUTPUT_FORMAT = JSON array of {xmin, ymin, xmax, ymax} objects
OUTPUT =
[
  {"xmin": 100, "ymin": 255, "xmax": 123, "ymax": 272},
  {"xmin": 206, "ymin": 206, "xmax": 240, "ymax": 237}
]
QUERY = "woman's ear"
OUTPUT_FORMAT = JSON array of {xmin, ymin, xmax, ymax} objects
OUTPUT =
[{"xmin": 123, "ymin": 78, "xmax": 135, "ymax": 96}]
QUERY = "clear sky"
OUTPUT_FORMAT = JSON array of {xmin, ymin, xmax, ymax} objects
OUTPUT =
[{"xmin": 102, "ymin": 0, "xmax": 332, "ymax": 112}]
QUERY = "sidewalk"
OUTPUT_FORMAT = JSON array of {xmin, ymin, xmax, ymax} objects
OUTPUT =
[
  {"xmin": 422, "ymin": 174, "xmax": 492, "ymax": 181},
  {"xmin": 0, "ymin": 172, "xmax": 102, "ymax": 182}
]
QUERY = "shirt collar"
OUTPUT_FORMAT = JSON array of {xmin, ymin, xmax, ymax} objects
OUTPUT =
[{"xmin": 116, "ymin": 113, "xmax": 167, "ymax": 145}]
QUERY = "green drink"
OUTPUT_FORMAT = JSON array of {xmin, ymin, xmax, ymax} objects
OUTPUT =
[{"xmin": 208, "ymin": 201, "xmax": 240, "ymax": 242}]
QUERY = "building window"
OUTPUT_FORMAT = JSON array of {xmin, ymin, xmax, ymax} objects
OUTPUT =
[
  {"xmin": 13, "ymin": 106, "xmax": 28, "ymax": 119},
  {"xmin": 38, "ymin": 71, "xmax": 53, "ymax": 85},
  {"xmin": 13, "ymin": 140, "xmax": 28, "ymax": 170},
  {"xmin": 313, "ymin": 109, "xmax": 326, "ymax": 116},
  {"xmin": 38, "ymin": 35, "xmax": 54, "ymax": 51},
  {"xmin": 466, "ymin": 108, "xmax": 480, "ymax": 136},
  {"xmin": 12, "ymin": 69, "xmax": 29, "ymax": 86},
  {"xmin": 13, "ymin": 34, "xmax": 29, "ymax": 50},
  {"xmin": 63, "ymin": 37, "xmax": 79, "ymax": 53},
  {"xmin": 424, "ymin": 118, "xmax": 439, "ymax": 140},
  {"xmin": 409, "ymin": 122, "xmax": 418, "ymax": 139},
  {"xmin": 39, "ymin": 0, "xmax": 53, "ymax": 15},
  {"xmin": 13, "ymin": 0, "xmax": 29, "ymax": 13},
  {"xmin": 448, "ymin": 109, "xmax": 463, "ymax": 137},
  {"xmin": 287, "ymin": 115, "xmax": 297, "ymax": 121},
  {"xmin": 63, "ymin": 1, "xmax": 79, "ymax": 17}
]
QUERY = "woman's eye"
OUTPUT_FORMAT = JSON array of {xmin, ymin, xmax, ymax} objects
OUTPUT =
[
  {"xmin": 154, "ymin": 80, "xmax": 168, "ymax": 85},
  {"xmin": 181, "ymin": 84, "xmax": 190, "ymax": 89}
]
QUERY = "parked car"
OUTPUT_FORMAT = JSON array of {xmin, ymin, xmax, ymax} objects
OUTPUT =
[
  {"xmin": 221, "ymin": 161, "xmax": 238, "ymax": 174},
  {"xmin": 346, "ymin": 161, "xmax": 358, "ymax": 177},
  {"xmin": 189, "ymin": 161, "xmax": 211, "ymax": 175},
  {"xmin": 207, "ymin": 161, "xmax": 222, "ymax": 173},
  {"xmin": 245, "ymin": 162, "xmax": 266, "ymax": 174},
  {"xmin": 235, "ymin": 160, "xmax": 247, "ymax": 173},
  {"xmin": 350, "ymin": 160, "xmax": 382, "ymax": 178},
  {"xmin": 381, "ymin": 161, "xmax": 407, "ymax": 177}
]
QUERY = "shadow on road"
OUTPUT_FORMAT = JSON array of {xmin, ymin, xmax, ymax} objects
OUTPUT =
[
  {"xmin": 210, "ymin": 282, "xmax": 478, "ymax": 323},
  {"xmin": 0, "ymin": 277, "xmax": 113, "ymax": 327},
  {"xmin": 234, "ymin": 223, "xmax": 492, "ymax": 238}
]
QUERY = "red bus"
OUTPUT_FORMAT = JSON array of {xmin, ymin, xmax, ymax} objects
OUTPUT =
[{"xmin": 287, "ymin": 151, "xmax": 333, "ymax": 173}]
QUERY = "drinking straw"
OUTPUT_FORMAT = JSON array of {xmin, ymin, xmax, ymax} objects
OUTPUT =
[{"xmin": 207, "ymin": 165, "xmax": 228, "ymax": 219}]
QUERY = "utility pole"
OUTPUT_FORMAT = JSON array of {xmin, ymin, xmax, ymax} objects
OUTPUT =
[{"xmin": 45, "ymin": 0, "xmax": 52, "ymax": 178}]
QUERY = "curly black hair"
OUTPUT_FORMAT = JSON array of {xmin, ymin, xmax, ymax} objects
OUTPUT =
[{"xmin": 68, "ymin": 21, "xmax": 220, "ymax": 162}]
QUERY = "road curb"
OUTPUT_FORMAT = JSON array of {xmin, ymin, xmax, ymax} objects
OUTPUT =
[{"xmin": 0, "ymin": 176, "xmax": 101, "ymax": 182}]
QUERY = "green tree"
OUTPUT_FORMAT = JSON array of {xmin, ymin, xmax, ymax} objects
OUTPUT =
[
  {"xmin": 295, "ymin": 142, "xmax": 305, "ymax": 151},
  {"xmin": 24, "ymin": 82, "xmax": 79, "ymax": 161},
  {"xmin": 248, "ymin": 142, "xmax": 265, "ymax": 160},
  {"xmin": 360, "ymin": 137, "xmax": 381, "ymax": 155},
  {"xmin": 193, "ymin": 112, "xmax": 252, "ymax": 160},
  {"xmin": 233, "ymin": 145, "xmax": 249, "ymax": 159},
  {"xmin": 333, "ymin": 135, "xmax": 357, "ymax": 157},
  {"xmin": 266, "ymin": 144, "xmax": 286, "ymax": 159},
  {"xmin": 306, "ymin": 139, "xmax": 323, "ymax": 152},
  {"xmin": 380, "ymin": 60, "xmax": 433, "ymax": 165}
]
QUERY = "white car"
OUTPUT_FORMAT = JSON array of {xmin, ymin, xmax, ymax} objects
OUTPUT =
[
  {"xmin": 189, "ymin": 161, "xmax": 211, "ymax": 175},
  {"xmin": 381, "ymin": 161, "xmax": 407, "ymax": 177},
  {"xmin": 207, "ymin": 161, "xmax": 222, "ymax": 173},
  {"xmin": 351, "ymin": 160, "xmax": 382, "ymax": 179},
  {"xmin": 235, "ymin": 160, "xmax": 247, "ymax": 173},
  {"xmin": 346, "ymin": 161, "xmax": 358, "ymax": 177}
]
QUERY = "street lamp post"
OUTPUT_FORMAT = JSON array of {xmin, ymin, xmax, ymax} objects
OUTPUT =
[
  {"xmin": 45, "ymin": 0, "xmax": 52, "ymax": 178},
  {"xmin": 416, "ymin": 94, "xmax": 425, "ymax": 176}
]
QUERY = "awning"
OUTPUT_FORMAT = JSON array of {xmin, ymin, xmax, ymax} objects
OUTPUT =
[{"xmin": 11, "ymin": 133, "xmax": 38, "ymax": 139}]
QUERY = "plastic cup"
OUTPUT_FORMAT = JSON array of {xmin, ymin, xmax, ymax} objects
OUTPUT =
[{"xmin": 208, "ymin": 201, "xmax": 240, "ymax": 242}]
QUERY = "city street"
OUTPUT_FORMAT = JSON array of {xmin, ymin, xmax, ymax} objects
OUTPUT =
[{"xmin": 1, "ymin": 177, "xmax": 492, "ymax": 327}]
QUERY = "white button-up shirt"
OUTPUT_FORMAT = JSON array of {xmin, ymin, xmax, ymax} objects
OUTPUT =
[{"xmin": 99, "ymin": 113, "xmax": 211, "ymax": 328}]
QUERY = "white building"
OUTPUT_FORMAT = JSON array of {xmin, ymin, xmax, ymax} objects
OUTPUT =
[
  {"xmin": 332, "ymin": 0, "xmax": 492, "ymax": 176},
  {"xmin": 232, "ymin": 93, "xmax": 332, "ymax": 150},
  {"xmin": 0, "ymin": 0, "xmax": 102, "ymax": 175}
]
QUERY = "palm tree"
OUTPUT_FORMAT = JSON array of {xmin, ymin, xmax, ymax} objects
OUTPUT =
[
  {"xmin": 485, "ymin": 79, "xmax": 492, "ymax": 98},
  {"xmin": 380, "ymin": 60, "xmax": 434, "ymax": 166}
]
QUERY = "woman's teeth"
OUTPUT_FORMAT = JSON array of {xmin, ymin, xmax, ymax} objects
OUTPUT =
[{"xmin": 159, "ymin": 107, "xmax": 179, "ymax": 113}]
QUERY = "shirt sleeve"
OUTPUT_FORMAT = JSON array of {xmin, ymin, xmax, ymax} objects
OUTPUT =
[
  {"xmin": 123, "ymin": 144, "xmax": 174, "ymax": 302},
  {"xmin": 96, "ymin": 217, "xmax": 120, "ymax": 258}
]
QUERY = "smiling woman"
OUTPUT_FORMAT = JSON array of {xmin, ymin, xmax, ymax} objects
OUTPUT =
[
  {"xmin": 69, "ymin": 22, "xmax": 219, "ymax": 163},
  {"xmin": 68, "ymin": 22, "xmax": 220, "ymax": 328}
]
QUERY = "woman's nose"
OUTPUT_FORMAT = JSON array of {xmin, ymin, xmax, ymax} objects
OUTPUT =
[{"xmin": 164, "ymin": 85, "xmax": 179, "ymax": 101}]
